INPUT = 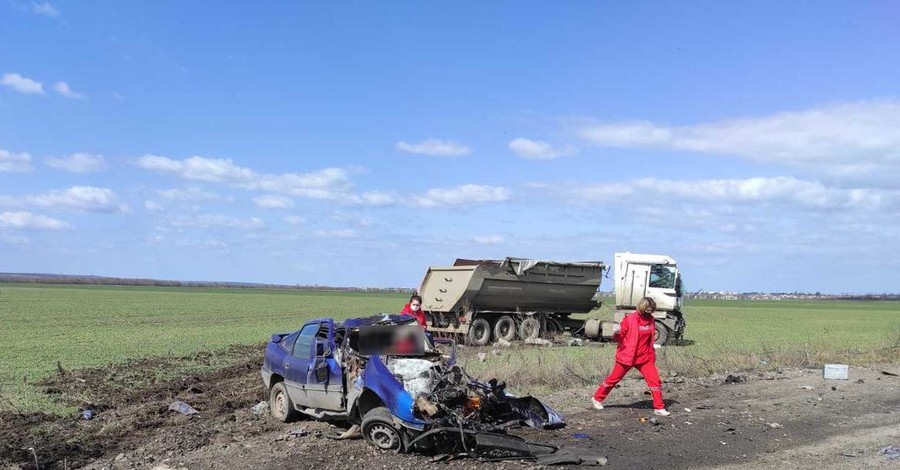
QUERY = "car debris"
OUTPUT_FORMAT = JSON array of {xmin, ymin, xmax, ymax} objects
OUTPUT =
[
  {"xmin": 880, "ymin": 445, "xmax": 900, "ymax": 460},
  {"xmin": 251, "ymin": 401, "xmax": 268, "ymax": 415},
  {"xmin": 260, "ymin": 314, "xmax": 573, "ymax": 459},
  {"xmin": 168, "ymin": 401, "xmax": 199, "ymax": 415},
  {"xmin": 823, "ymin": 364, "xmax": 849, "ymax": 380}
]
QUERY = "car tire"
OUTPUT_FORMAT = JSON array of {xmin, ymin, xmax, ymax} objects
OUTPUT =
[
  {"xmin": 361, "ymin": 406, "xmax": 406, "ymax": 452},
  {"xmin": 492, "ymin": 316, "xmax": 516, "ymax": 343},
  {"xmin": 518, "ymin": 317, "xmax": 541, "ymax": 341},
  {"xmin": 466, "ymin": 318, "xmax": 491, "ymax": 346},
  {"xmin": 270, "ymin": 381, "xmax": 299, "ymax": 423}
]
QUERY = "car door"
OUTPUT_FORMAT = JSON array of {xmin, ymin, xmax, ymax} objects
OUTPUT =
[
  {"xmin": 304, "ymin": 319, "xmax": 344, "ymax": 411},
  {"xmin": 283, "ymin": 322, "xmax": 318, "ymax": 407}
]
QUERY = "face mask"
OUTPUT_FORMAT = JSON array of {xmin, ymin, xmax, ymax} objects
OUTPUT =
[{"xmin": 411, "ymin": 305, "xmax": 420, "ymax": 312}]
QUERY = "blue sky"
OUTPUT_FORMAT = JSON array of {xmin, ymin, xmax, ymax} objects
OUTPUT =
[{"xmin": 2, "ymin": 1, "xmax": 899, "ymax": 293}]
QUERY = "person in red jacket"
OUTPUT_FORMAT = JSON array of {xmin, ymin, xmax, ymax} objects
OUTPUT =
[
  {"xmin": 592, "ymin": 297, "xmax": 671, "ymax": 416},
  {"xmin": 400, "ymin": 294, "xmax": 427, "ymax": 329}
]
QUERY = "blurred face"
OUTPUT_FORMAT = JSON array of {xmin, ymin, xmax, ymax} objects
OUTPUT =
[
  {"xmin": 642, "ymin": 305, "xmax": 654, "ymax": 314},
  {"xmin": 410, "ymin": 300, "xmax": 421, "ymax": 311}
]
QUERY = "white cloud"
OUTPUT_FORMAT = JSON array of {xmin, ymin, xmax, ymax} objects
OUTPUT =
[
  {"xmin": 1, "ymin": 73, "xmax": 45, "ymax": 95},
  {"xmin": 284, "ymin": 216, "xmax": 306, "ymax": 226},
  {"xmin": 0, "ymin": 211, "xmax": 68, "ymax": 230},
  {"xmin": 396, "ymin": 139, "xmax": 471, "ymax": 157},
  {"xmin": 0, "ymin": 186, "xmax": 126, "ymax": 213},
  {"xmin": 135, "ymin": 155, "xmax": 354, "ymax": 200},
  {"xmin": 0, "ymin": 149, "xmax": 32, "ymax": 172},
  {"xmin": 576, "ymin": 100, "xmax": 900, "ymax": 180},
  {"xmin": 45, "ymin": 153, "xmax": 105, "ymax": 172},
  {"xmin": 32, "ymin": 2, "xmax": 60, "ymax": 17},
  {"xmin": 157, "ymin": 187, "xmax": 228, "ymax": 202},
  {"xmin": 414, "ymin": 184, "xmax": 511, "ymax": 207},
  {"xmin": 144, "ymin": 201, "xmax": 163, "ymax": 212},
  {"xmin": 254, "ymin": 194, "xmax": 294, "ymax": 209},
  {"xmin": 558, "ymin": 176, "xmax": 899, "ymax": 212},
  {"xmin": 473, "ymin": 235, "xmax": 505, "ymax": 245},
  {"xmin": 508, "ymin": 138, "xmax": 575, "ymax": 160},
  {"xmin": 315, "ymin": 229, "xmax": 358, "ymax": 238},
  {"xmin": 168, "ymin": 214, "xmax": 263, "ymax": 230},
  {"xmin": 53, "ymin": 81, "xmax": 85, "ymax": 99},
  {"xmin": 342, "ymin": 191, "xmax": 396, "ymax": 206}
]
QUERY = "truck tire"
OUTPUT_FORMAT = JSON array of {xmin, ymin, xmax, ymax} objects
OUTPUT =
[
  {"xmin": 654, "ymin": 322, "xmax": 670, "ymax": 346},
  {"xmin": 493, "ymin": 316, "xmax": 516, "ymax": 343},
  {"xmin": 269, "ymin": 381, "xmax": 300, "ymax": 423},
  {"xmin": 518, "ymin": 317, "xmax": 541, "ymax": 341},
  {"xmin": 466, "ymin": 318, "xmax": 491, "ymax": 346}
]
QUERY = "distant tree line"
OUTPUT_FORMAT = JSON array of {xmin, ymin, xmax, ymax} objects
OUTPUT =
[{"xmin": 0, "ymin": 273, "xmax": 414, "ymax": 293}]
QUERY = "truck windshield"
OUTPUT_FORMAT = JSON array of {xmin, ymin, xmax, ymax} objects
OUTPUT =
[{"xmin": 649, "ymin": 265, "xmax": 677, "ymax": 289}]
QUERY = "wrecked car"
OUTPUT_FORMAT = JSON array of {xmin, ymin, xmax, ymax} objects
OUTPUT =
[{"xmin": 260, "ymin": 314, "xmax": 565, "ymax": 455}]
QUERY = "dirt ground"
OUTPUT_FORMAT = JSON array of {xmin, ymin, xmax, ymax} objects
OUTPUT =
[{"xmin": 1, "ymin": 345, "xmax": 898, "ymax": 470}]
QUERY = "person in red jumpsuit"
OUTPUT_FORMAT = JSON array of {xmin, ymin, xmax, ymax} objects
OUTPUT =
[
  {"xmin": 592, "ymin": 296, "xmax": 671, "ymax": 416},
  {"xmin": 400, "ymin": 294, "xmax": 427, "ymax": 329}
]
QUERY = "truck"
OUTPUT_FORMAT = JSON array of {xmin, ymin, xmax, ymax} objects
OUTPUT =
[{"xmin": 416, "ymin": 252, "xmax": 686, "ymax": 346}]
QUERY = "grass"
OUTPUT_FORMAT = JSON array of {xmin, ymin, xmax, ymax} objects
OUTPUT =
[
  {"xmin": 461, "ymin": 298, "xmax": 900, "ymax": 393},
  {"xmin": 0, "ymin": 283, "xmax": 407, "ymax": 414},
  {"xmin": 2, "ymin": 284, "xmax": 898, "ymax": 414}
]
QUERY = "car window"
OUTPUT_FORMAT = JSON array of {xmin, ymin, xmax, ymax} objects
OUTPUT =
[
  {"xmin": 280, "ymin": 332, "xmax": 299, "ymax": 353},
  {"xmin": 292, "ymin": 323, "xmax": 320, "ymax": 360}
]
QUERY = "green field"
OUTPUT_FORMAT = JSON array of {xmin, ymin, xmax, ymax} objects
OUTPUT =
[{"xmin": 1, "ymin": 284, "xmax": 898, "ymax": 414}]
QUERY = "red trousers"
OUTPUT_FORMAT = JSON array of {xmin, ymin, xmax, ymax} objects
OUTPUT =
[{"xmin": 593, "ymin": 361, "xmax": 665, "ymax": 410}]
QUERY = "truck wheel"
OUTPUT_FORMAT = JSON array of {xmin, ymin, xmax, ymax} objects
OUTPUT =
[
  {"xmin": 493, "ymin": 316, "xmax": 516, "ymax": 342},
  {"xmin": 466, "ymin": 318, "xmax": 491, "ymax": 346},
  {"xmin": 654, "ymin": 322, "xmax": 670, "ymax": 346},
  {"xmin": 361, "ymin": 407, "xmax": 406, "ymax": 452},
  {"xmin": 518, "ymin": 317, "xmax": 541, "ymax": 341},
  {"xmin": 269, "ymin": 381, "xmax": 299, "ymax": 423}
]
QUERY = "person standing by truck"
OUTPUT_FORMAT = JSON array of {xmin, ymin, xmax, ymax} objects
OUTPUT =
[
  {"xmin": 591, "ymin": 297, "xmax": 671, "ymax": 416},
  {"xmin": 400, "ymin": 294, "xmax": 427, "ymax": 329}
]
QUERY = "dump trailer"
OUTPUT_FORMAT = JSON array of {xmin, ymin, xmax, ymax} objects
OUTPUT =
[{"xmin": 418, "ymin": 253, "xmax": 686, "ymax": 346}]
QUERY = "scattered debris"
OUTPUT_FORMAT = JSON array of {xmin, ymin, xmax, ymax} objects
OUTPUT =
[
  {"xmin": 881, "ymin": 370, "xmax": 899, "ymax": 377},
  {"xmin": 649, "ymin": 418, "xmax": 659, "ymax": 426},
  {"xmin": 81, "ymin": 409, "xmax": 95, "ymax": 420},
  {"xmin": 288, "ymin": 428, "xmax": 308, "ymax": 438},
  {"xmin": 496, "ymin": 338, "xmax": 512, "ymax": 347},
  {"xmin": 800, "ymin": 386, "xmax": 814, "ymax": 391},
  {"xmin": 724, "ymin": 374, "xmax": 745, "ymax": 384},
  {"xmin": 880, "ymin": 445, "xmax": 900, "ymax": 460},
  {"xmin": 841, "ymin": 449, "xmax": 863, "ymax": 458},
  {"xmin": 250, "ymin": 401, "xmax": 267, "ymax": 415},
  {"xmin": 524, "ymin": 338, "xmax": 553, "ymax": 346},
  {"xmin": 168, "ymin": 401, "xmax": 199, "ymax": 415},
  {"xmin": 477, "ymin": 352, "xmax": 487, "ymax": 362},
  {"xmin": 572, "ymin": 433, "xmax": 590, "ymax": 439},
  {"xmin": 330, "ymin": 424, "xmax": 361, "ymax": 440},
  {"xmin": 767, "ymin": 423, "xmax": 782, "ymax": 429},
  {"xmin": 684, "ymin": 421, "xmax": 693, "ymax": 425},
  {"xmin": 855, "ymin": 378, "xmax": 865, "ymax": 384},
  {"xmin": 567, "ymin": 338, "xmax": 585, "ymax": 347},
  {"xmin": 639, "ymin": 417, "xmax": 648, "ymax": 423},
  {"xmin": 683, "ymin": 408, "xmax": 691, "ymax": 413},
  {"xmin": 823, "ymin": 364, "xmax": 849, "ymax": 380},
  {"xmin": 831, "ymin": 386, "xmax": 837, "ymax": 391}
]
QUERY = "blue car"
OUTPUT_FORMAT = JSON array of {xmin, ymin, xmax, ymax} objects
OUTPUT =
[{"xmin": 260, "ymin": 314, "xmax": 566, "ymax": 454}]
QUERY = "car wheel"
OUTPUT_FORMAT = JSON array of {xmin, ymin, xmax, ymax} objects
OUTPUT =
[
  {"xmin": 492, "ymin": 316, "xmax": 516, "ymax": 342},
  {"xmin": 518, "ymin": 317, "xmax": 541, "ymax": 341},
  {"xmin": 270, "ymin": 381, "xmax": 299, "ymax": 423},
  {"xmin": 361, "ymin": 407, "xmax": 406, "ymax": 452},
  {"xmin": 466, "ymin": 318, "xmax": 491, "ymax": 346}
]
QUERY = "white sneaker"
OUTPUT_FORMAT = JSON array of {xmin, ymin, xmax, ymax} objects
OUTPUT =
[
  {"xmin": 591, "ymin": 398, "xmax": 604, "ymax": 410},
  {"xmin": 653, "ymin": 408, "xmax": 671, "ymax": 417}
]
